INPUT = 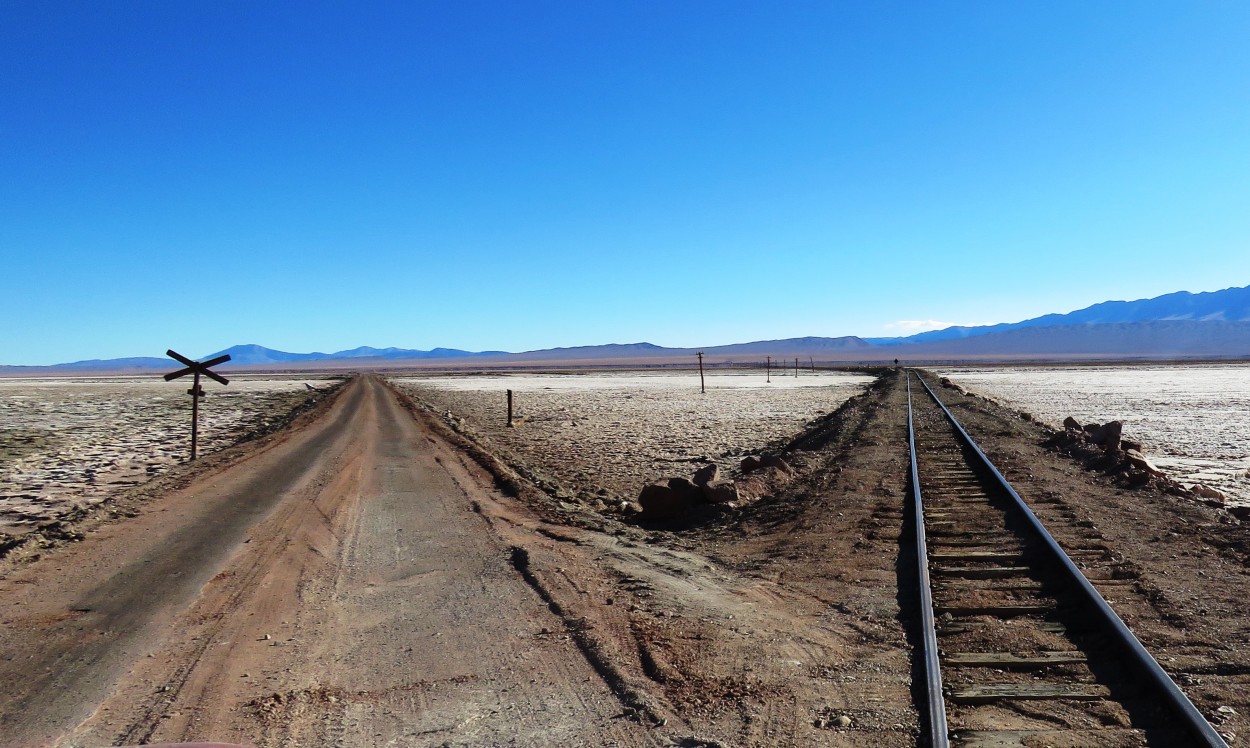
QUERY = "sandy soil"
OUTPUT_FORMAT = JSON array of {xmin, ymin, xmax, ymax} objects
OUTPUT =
[
  {"xmin": 396, "ymin": 366, "xmax": 1248, "ymax": 745},
  {"xmin": 0, "ymin": 375, "xmax": 339, "ymax": 534},
  {"xmin": 391, "ymin": 370, "xmax": 873, "ymax": 507},
  {"xmin": 390, "ymin": 374, "xmax": 924, "ymax": 747},
  {"xmin": 0, "ymin": 377, "xmax": 660, "ymax": 747},
  {"xmin": 934, "ymin": 364, "xmax": 1250, "ymax": 506},
  {"xmin": 1, "ymin": 365, "xmax": 1245, "ymax": 747}
]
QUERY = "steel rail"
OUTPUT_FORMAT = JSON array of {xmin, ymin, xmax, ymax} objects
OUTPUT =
[
  {"xmin": 913, "ymin": 371, "xmax": 1228, "ymax": 748},
  {"xmin": 906, "ymin": 374, "xmax": 951, "ymax": 748}
]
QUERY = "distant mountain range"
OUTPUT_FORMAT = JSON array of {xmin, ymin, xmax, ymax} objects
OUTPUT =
[
  {"xmin": 201, "ymin": 343, "xmax": 509, "ymax": 366},
  {"xmin": 3, "ymin": 285, "xmax": 1247, "ymax": 373},
  {"xmin": 866, "ymin": 285, "xmax": 1250, "ymax": 345}
]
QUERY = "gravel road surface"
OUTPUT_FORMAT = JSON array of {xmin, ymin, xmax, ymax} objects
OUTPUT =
[{"xmin": 0, "ymin": 376, "xmax": 658, "ymax": 747}]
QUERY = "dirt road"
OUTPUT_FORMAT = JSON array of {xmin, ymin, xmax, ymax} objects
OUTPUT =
[{"xmin": 0, "ymin": 376, "xmax": 660, "ymax": 747}]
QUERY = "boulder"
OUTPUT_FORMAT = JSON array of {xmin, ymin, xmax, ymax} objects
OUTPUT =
[
  {"xmin": 1124, "ymin": 449, "xmax": 1165, "ymax": 476},
  {"xmin": 667, "ymin": 477, "xmax": 704, "ymax": 504},
  {"xmin": 1229, "ymin": 506, "xmax": 1250, "ymax": 521},
  {"xmin": 734, "ymin": 475, "xmax": 770, "ymax": 501},
  {"xmin": 1063, "ymin": 416, "xmax": 1083, "ymax": 431},
  {"xmin": 702, "ymin": 480, "xmax": 739, "ymax": 504},
  {"xmin": 761, "ymin": 454, "xmax": 793, "ymax": 474},
  {"xmin": 693, "ymin": 463, "xmax": 720, "ymax": 487},
  {"xmin": 1088, "ymin": 421, "xmax": 1122, "ymax": 447},
  {"xmin": 1121, "ymin": 439, "xmax": 1143, "ymax": 453},
  {"xmin": 1097, "ymin": 421, "xmax": 1123, "ymax": 452},
  {"xmin": 638, "ymin": 482, "xmax": 690, "ymax": 519},
  {"xmin": 1125, "ymin": 469, "xmax": 1152, "ymax": 486},
  {"xmin": 638, "ymin": 482, "xmax": 674, "ymax": 515},
  {"xmin": 740, "ymin": 455, "xmax": 763, "ymax": 474}
]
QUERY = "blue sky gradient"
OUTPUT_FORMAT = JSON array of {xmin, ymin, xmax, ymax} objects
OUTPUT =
[{"xmin": 3, "ymin": 2, "xmax": 1248, "ymax": 364}]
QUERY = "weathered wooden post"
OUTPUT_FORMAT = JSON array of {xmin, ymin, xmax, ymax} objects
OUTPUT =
[
  {"xmin": 164, "ymin": 349, "xmax": 231, "ymax": 461},
  {"xmin": 766, "ymin": 356, "xmax": 771, "ymax": 383},
  {"xmin": 507, "ymin": 389, "xmax": 514, "ymax": 427},
  {"xmin": 795, "ymin": 358, "xmax": 799, "ymax": 378},
  {"xmin": 190, "ymin": 370, "xmax": 202, "ymax": 458},
  {"xmin": 697, "ymin": 352, "xmax": 705, "ymax": 394},
  {"xmin": 810, "ymin": 356, "xmax": 815, "ymax": 372}
]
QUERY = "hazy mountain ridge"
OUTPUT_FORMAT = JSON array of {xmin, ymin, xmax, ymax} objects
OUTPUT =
[
  {"xmin": 4, "ymin": 285, "xmax": 1249, "ymax": 372},
  {"xmin": 703, "ymin": 336, "xmax": 872, "ymax": 355},
  {"xmin": 46, "ymin": 356, "xmax": 172, "ymax": 370},
  {"xmin": 896, "ymin": 320, "xmax": 1250, "ymax": 358},
  {"xmin": 498, "ymin": 337, "xmax": 868, "ymax": 362},
  {"xmin": 869, "ymin": 284, "xmax": 1250, "ymax": 345},
  {"xmin": 200, "ymin": 343, "xmax": 509, "ymax": 365}
]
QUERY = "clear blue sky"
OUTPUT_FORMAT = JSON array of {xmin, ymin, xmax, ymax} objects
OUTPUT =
[{"xmin": 3, "ymin": 2, "xmax": 1248, "ymax": 365}]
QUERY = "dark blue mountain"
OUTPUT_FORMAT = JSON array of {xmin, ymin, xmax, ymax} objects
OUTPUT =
[
  {"xmin": 869, "ymin": 285, "xmax": 1250, "ymax": 346},
  {"xmin": 54, "ymin": 356, "xmax": 172, "ymax": 369},
  {"xmin": 203, "ymin": 344, "xmax": 333, "ymax": 365}
]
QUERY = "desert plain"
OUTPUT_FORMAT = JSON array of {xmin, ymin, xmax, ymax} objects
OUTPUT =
[
  {"xmin": 0, "ymin": 375, "xmax": 339, "ymax": 536},
  {"xmin": 0, "ymin": 363, "xmax": 1246, "ymax": 747},
  {"xmin": 933, "ymin": 364, "xmax": 1250, "ymax": 506}
]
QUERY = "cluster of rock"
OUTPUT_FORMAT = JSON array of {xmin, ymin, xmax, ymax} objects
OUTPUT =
[
  {"xmin": 1052, "ymin": 416, "xmax": 1165, "ymax": 485},
  {"xmin": 636, "ymin": 454, "xmax": 794, "ymax": 520},
  {"xmin": 1050, "ymin": 416, "xmax": 1242, "ymax": 516}
]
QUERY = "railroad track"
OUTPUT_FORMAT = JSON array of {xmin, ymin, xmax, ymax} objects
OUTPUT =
[{"xmin": 906, "ymin": 371, "xmax": 1227, "ymax": 748}]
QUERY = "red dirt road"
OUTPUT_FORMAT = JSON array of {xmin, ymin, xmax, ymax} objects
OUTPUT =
[{"xmin": 0, "ymin": 377, "xmax": 659, "ymax": 747}]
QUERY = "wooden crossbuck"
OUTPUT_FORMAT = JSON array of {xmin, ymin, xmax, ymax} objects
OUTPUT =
[{"xmin": 164, "ymin": 349, "xmax": 231, "ymax": 460}]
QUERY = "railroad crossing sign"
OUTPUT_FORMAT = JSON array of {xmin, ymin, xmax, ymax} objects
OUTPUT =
[{"xmin": 164, "ymin": 349, "xmax": 231, "ymax": 461}]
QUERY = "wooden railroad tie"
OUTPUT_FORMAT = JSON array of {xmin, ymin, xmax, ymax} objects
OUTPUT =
[
  {"xmin": 932, "ymin": 565, "xmax": 1031, "ymax": 579},
  {"xmin": 953, "ymin": 728, "xmax": 1146, "ymax": 747},
  {"xmin": 939, "ymin": 620, "xmax": 1068, "ymax": 636},
  {"xmin": 930, "ymin": 550, "xmax": 1027, "ymax": 563},
  {"xmin": 948, "ymin": 682, "xmax": 1110, "ymax": 704},
  {"xmin": 933, "ymin": 604, "xmax": 1053, "ymax": 618},
  {"xmin": 945, "ymin": 651, "xmax": 1087, "ymax": 668}
]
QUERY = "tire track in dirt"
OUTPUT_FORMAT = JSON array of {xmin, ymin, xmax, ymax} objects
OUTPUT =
[
  {"xmin": 0, "ymin": 382, "xmax": 367, "ymax": 746},
  {"xmin": 389, "ymin": 370, "xmax": 924, "ymax": 746},
  {"xmin": 2, "ymin": 377, "xmax": 668, "ymax": 747},
  {"xmin": 242, "ymin": 376, "xmax": 656, "ymax": 747}
]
